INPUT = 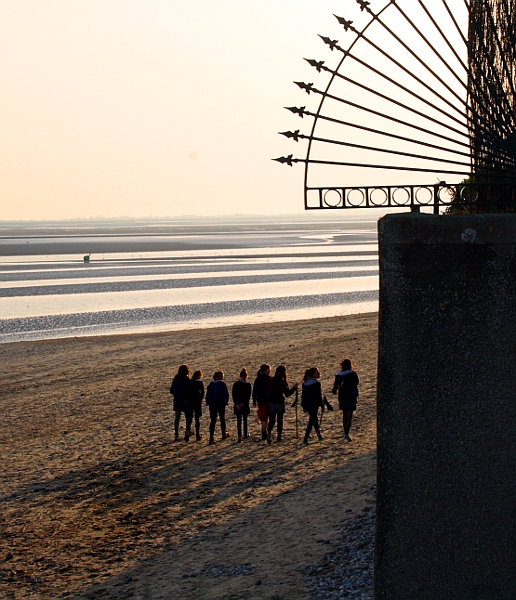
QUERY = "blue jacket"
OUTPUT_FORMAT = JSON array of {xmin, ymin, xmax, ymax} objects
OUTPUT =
[
  {"xmin": 206, "ymin": 380, "xmax": 229, "ymax": 409},
  {"xmin": 332, "ymin": 370, "xmax": 359, "ymax": 401},
  {"xmin": 301, "ymin": 378, "xmax": 323, "ymax": 413}
]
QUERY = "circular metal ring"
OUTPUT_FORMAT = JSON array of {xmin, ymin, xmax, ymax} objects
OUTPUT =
[
  {"xmin": 392, "ymin": 187, "xmax": 411, "ymax": 206},
  {"xmin": 438, "ymin": 185, "xmax": 456, "ymax": 205},
  {"xmin": 459, "ymin": 186, "xmax": 479, "ymax": 204},
  {"xmin": 323, "ymin": 189, "xmax": 343, "ymax": 208},
  {"xmin": 370, "ymin": 187, "xmax": 388, "ymax": 206},
  {"xmin": 347, "ymin": 188, "xmax": 366, "ymax": 207},
  {"xmin": 415, "ymin": 187, "xmax": 433, "ymax": 205}
]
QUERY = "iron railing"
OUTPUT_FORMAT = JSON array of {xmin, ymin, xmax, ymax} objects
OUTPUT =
[
  {"xmin": 305, "ymin": 181, "xmax": 516, "ymax": 213},
  {"xmin": 275, "ymin": 0, "xmax": 516, "ymax": 212}
]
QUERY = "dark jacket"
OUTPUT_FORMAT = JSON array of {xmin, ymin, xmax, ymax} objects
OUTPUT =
[
  {"xmin": 252, "ymin": 373, "xmax": 271, "ymax": 408},
  {"xmin": 267, "ymin": 378, "xmax": 296, "ymax": 406},
  {"xmin": 301, "ymin": 379, "xmax": 323, "ymax": 413},
  {"xmin": 332, "ymin": 370, "xmax": 359, "ymax": 410},
  {"xmin": 232, "ymin": 379, "xmax": 252, "ymax": 415},
  {"xmin": 206, "ymin": 380, "xmax": 229, "ymax": 410},
  {"xmin": 170, "ymin": 375, "xmax": 190, "ymax": 412},
  {"xmin": 187, "ymin": 379, "xmax": 205, "ymax": 412}
]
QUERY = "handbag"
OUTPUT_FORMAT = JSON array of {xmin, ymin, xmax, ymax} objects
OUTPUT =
[{"xmin": 257, "ymin": 403, "xmax": 268, "ymax": 421}]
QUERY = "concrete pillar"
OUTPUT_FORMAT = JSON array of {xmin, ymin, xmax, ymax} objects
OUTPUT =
[{"xmin": 376, "ymin": 214, "xmax": 516, "ymax": 599}]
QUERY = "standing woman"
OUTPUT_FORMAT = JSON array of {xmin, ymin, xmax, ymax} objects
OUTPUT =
[
  {"xmin": 170, "ymin": 364, "xmax": 190, "ymax": 442},
  {"xmin": 188, "ymin": 370, "xmax": 205, "ymax": 441},
  {"xmin": 232, "ymin": 368, "xmax": 252, "ymax": 442},
  {"xmin": 206, "ymin": 371, "xmax": 230, "ymax": 444},
  {"xmin": 253, "ymin": 364, "xmax": 271, "ymax": 441},
  {"xmin": 332, "ymin": 358, "xmax": 359, "ymax": 442},
  {"xmin": 267, "ymin": 365, "xmax": 297, "ymax": 444},
  {"xmin": 301, "ymin": 367, "xmax": 324, "ymax": 446}
]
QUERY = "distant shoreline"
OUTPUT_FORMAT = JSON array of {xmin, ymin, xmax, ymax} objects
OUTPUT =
[
  {"xmin": 0, "ymin": 211, "xmax": 384, "ymax": 229},
  {"xmin": 0, "ymin": 242, "xmax": 379, "ymax": 257},
  {"xmin": 0, "ymin": 217, "xmax": 378, "ymax": 256}
]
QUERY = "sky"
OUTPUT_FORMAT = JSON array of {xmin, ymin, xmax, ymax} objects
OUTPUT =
[{"xmin": 0, "ymin": 0, "xmax": 468, "ymax": 221}]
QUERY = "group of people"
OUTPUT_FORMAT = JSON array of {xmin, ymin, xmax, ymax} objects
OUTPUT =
[{"xmin": 169, "ymin": 360, "xmax": 359, "ymax": 446}]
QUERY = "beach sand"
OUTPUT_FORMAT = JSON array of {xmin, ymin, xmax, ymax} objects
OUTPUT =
[{"xmin": 0, "ymin": 312, "xmax": 377, "ymax": 600}]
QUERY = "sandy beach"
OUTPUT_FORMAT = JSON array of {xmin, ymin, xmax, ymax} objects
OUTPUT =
[{"xmin": 0, "ymin": 312, "xmax": 377, "ymax": 600}]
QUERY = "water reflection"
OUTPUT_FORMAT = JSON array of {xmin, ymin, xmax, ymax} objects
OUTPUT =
[{"xmin": 0, "ymin": 218, "xmax": 379, "ymax": 342}]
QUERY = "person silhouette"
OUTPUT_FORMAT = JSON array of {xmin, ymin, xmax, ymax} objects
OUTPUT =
[
  {"xmin": 206, "ymin": 371, "xmax": 230, "ymax": 445},
  {"xmin": 332, "ymin": 359, "xmax": 359, "ymax": 442}
]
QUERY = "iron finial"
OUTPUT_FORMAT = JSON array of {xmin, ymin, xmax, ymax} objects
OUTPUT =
[
  {"xmin": 273, "ymin": 154, "xmax": 296, "ymax": 167},
  {"xmin": 334, "ymin": 15, "xmax": 354, "ymax": 31},
  {"xmin": 356, "ymin": 0, "xmax": 371, "ymax": 12},
  {"xmin": 318, "ymin": 35, "xmax": 339, "ymax": 50},
  {"xmin": 279, "ymin": 130, "xmax": 301, "ymax": 141},
  {"xmin": 294, "ymin": 81, "xmax": 314, "ymax": 94},
  {"xmin": 284, "ymin": 106, "xmax": 306, "ymax": 118},
  {"xmin": 305, "ymin": 58, "xmax": 325, "ymax": 72}
]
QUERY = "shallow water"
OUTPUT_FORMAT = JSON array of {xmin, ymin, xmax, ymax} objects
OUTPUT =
[{"xmin": 0, "ymin": 216, "xmax": 379, "ymax": 342}]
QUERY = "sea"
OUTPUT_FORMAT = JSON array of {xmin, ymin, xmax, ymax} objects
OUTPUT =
[{"xmin": 0, "ymin": 213, "xmax": 380, "ymax": 344}]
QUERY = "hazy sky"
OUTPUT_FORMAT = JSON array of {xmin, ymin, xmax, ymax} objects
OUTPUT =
[{"xmin": 0, "ymin": 1, "xmax": 467, "ymax": 220}]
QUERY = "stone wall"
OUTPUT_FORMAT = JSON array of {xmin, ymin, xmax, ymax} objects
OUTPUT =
[{"xmin": 376, "ymin": 214, "xmax": 516, "ymax": 599}]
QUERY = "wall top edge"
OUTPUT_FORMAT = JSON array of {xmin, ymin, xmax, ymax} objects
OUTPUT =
[{"xmin": 378, "ymin": 213, "xmax": 516, "ymax": 246}]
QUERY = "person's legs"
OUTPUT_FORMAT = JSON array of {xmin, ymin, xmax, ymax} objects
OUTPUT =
[
  {"xmin": 277, "ymin": 410, "xmax": 284, "ymax": 441},
  {"xmin": 194, "ymin": 408, "xmax": 202, "ymax": 440},
  {"xmin": 314, "ymin": 410, "xmax": 322, "ymax": 440},
  {"xmin": 219, "ymin": 409, "xmax": 228, "ymax": 439},
  {"xmin": 304, "ymin": 411, "xmax": 321, "ymax": 444},
  {"xmin": 261, "ymin": 418, "xmax": 268, "ymax": 440},
  {"xmin": 236, "ymin": 412, "xmax": 243, "ymax": 441},
  {"xmin": 267, "ymin": 405, "xmax": 279, "ymax": 444},
  {"xmin": 174, "ymin": 412, "xmax": 181, "ymax": 441},
  {"xmin": 303, "ymin": 412, "xmax": 316, "ymax": 443},
  {"xmin": 243, "ymin": 414, "xmax": 249, "ymax": 438},
  {"xmin": 209, "ymin": 407, "xmax": 217, "ymax": 443},
  {"xmin": 344, "ymin": 410, "xmax": 354, "ymax": 439},
  {"xmin": 184, "ymin": 409, "xmax": 193, "ymax": 441},
  {"xmin": 313, "ymin": 411, "xmax": 320, "ymax": 435},
  {"xmin": 267, "ymin": 407, "xmax": 277, "ymax": 433}
]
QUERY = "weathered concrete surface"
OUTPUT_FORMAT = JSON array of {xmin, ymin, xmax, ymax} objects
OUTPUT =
[{"xmin": 376, "ymin": 214, "xmax": 516, "ymax": 600}]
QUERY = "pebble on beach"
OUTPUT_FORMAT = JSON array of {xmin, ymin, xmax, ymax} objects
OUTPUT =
[{"xmin": 304, "ymin": 505, "xmax": 375, "ymax": 600}]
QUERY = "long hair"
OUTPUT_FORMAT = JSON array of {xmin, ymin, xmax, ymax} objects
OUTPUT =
[
  {"xmin": 273, "ymin": 364, "xmax": 287, "ymax": 381},
  {"xmin": 341, "ymin": 359, "xmax": 353, "ymax": 371},
  {"xmin": 302, "ymin": 368, "xmax": 311, "ymax": 382},
  {"xmin": 239, "ymin": 367, "xmax": 248, "ymax": 380},
  {"xmin": 174, "ymin": 364, "xmax": 190, "ymax": 380},
  {"xmin": 303, "ymin": 367, "xmax": 318, "ymax": 381},
  {"xmin": 192, "ymin": 370, "xmax": 202, "ymax": 381}
]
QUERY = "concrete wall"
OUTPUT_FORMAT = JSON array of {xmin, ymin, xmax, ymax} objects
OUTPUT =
[{"xmin": 376, "ymin": 214, "xmax": 516, "ymax": 599}]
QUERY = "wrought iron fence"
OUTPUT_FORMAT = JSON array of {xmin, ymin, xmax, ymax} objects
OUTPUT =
[
  {"xmin": 305, "ymin": 181, "xmax": 516, "ymax": 213},
  {"xmin": 275, "ymin": 0, "xmax": 516, "ymax": 213}
]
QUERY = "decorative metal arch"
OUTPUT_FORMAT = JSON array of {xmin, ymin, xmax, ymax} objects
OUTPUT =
[{"xmin": 275, "ymin": 0, "xmax": 516, "ymax": 212}]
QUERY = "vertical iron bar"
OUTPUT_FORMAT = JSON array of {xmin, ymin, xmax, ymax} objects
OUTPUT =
[{"xmin": 434, "ymin": 184, "xmax": 440, "ymax": 214}]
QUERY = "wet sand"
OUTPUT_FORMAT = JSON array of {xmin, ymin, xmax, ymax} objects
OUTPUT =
[
  {"xmin": 0, "ymin": 312, "xmax": 377, "ymax": 599},
  {"xmin": 0, "ymin": 217, "xmax": 377, "ymax": 256}
]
